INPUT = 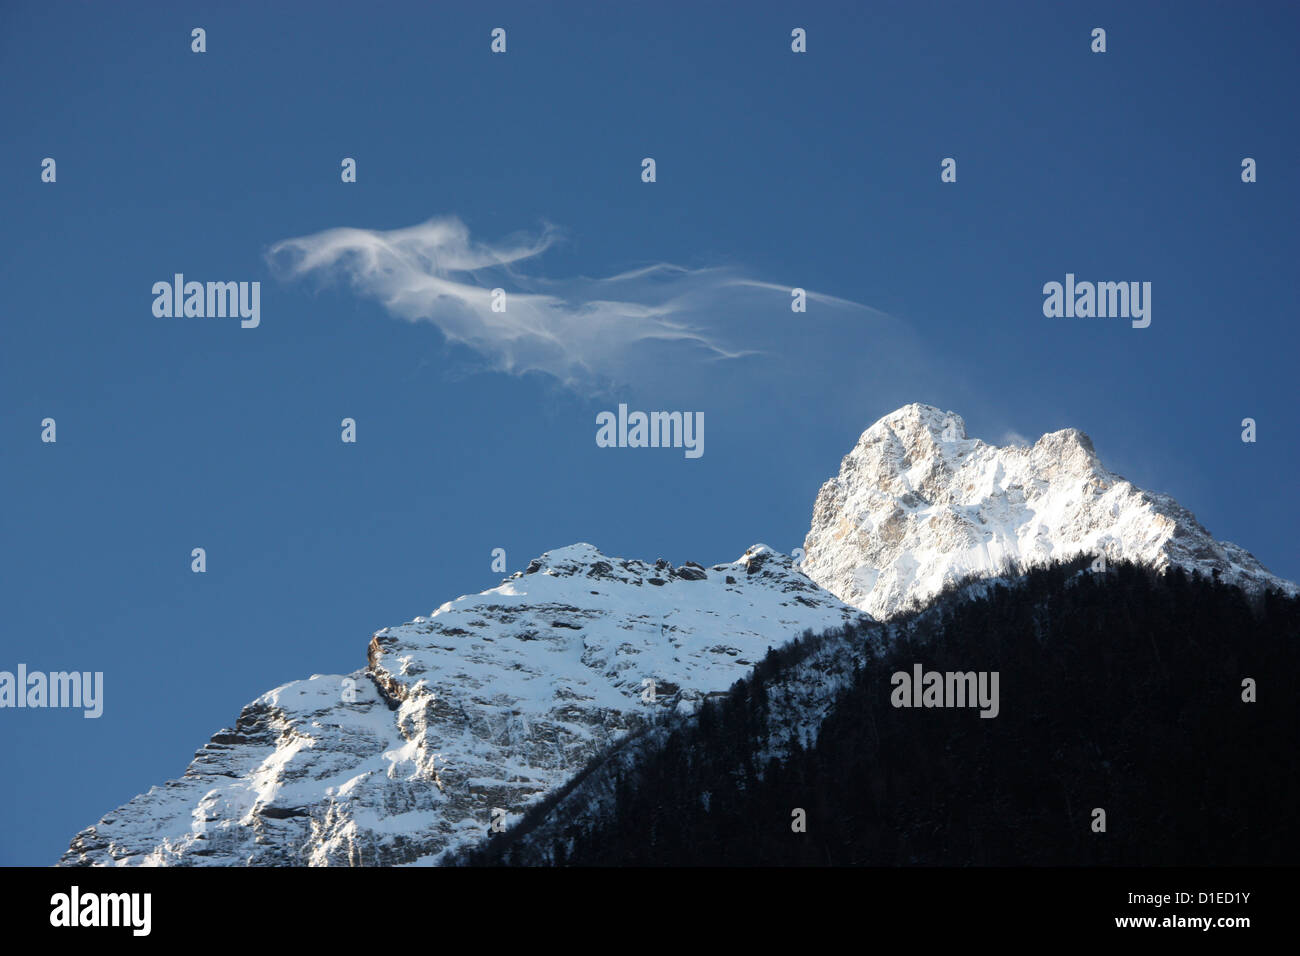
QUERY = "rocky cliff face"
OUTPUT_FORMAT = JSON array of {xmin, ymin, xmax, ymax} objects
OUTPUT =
[
  {"xmin": 801, "ymin": 403, "xmax": 1296, "ymax": 619},
  {"xmin": 60, "ymin": 544, "xmax": 867, "ymax": 866}
]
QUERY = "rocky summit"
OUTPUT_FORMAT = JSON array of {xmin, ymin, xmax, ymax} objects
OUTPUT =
[{"xmin": 802, "ymin": 404, "xmax": 1296, "ymax": 620}]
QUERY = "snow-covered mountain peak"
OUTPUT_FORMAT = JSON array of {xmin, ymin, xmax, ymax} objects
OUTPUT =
[
  {"xmin": 803, "ymin": 404, "xmax": 1296, "ymax": 619},
  {"xmin": 866, "ymin": 401, "xmax": 966, "ymax": 441},
  {"xmin": 494, "ymin": 542, "xmax": 804, "ymax": 594},
  {"xmin": 61, "ymin": 542, "xmax": 866, "ymax": 867},
  {"xmin": 59, "ymin": 406, "xmax": 1295, "ymax": 868}
]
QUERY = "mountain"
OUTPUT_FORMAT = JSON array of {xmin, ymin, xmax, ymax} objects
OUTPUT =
[
  {"xmin": 60, "ymin": 404, "xmax": 1296, "ymax": 866},
  {"xmin": 59, "ymin": 545, "xmax": 866, "ymax": 866},
  {"xmin": 464, "ymin": 560, "xmax": 1300, "ymax": 866},
  {"xmin": 802, "ymin": 403, "xmax": 1296, "ymax": 619}
]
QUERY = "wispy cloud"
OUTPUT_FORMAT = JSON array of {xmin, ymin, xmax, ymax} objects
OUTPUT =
[{"xmin": 266, "ymin": 216, "xmax": 873, "ymax": 392}]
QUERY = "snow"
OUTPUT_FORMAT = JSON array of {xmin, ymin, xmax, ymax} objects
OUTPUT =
[
  {"xmin": 803, "ymin": 403, "xmax": 1296, "ymax": 619},
  {"xmin": 60, "ymin": 544, "xmax": 867, "ymax": 866},
  {"xmin": 60, "ymin": 403, "xmax": 1295, "ymax": 867}
]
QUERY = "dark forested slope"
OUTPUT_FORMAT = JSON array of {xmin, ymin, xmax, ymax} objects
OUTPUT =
[{"xmin": 461, "ymin": 561, "xmax": 1300, "ymax": 866}]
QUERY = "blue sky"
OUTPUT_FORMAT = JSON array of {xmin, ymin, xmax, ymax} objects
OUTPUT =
[{"xmin": 2, "ymin": 1, "xmax": 1297, "ymax": 865}]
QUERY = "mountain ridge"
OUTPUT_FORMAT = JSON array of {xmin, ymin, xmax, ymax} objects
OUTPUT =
[
  {"xmin": 59, "ymin": 403, "xmax": 1296, "ymax": 866},
  {"xmin": 60, "ymin": 544, "xmax": 866, "ymax": 866}
]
